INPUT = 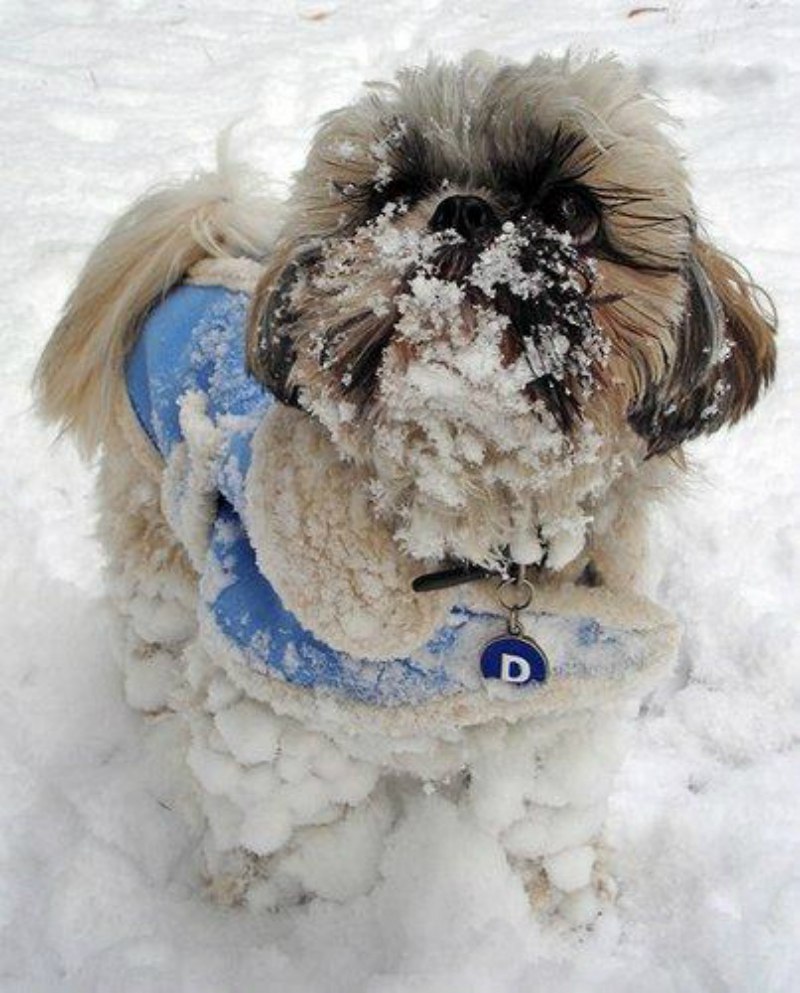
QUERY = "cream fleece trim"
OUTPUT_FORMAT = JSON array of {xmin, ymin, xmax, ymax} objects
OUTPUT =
[
  {"xmin": 199, "ymin": 585, "xmax": 680, "ymax": 738},
  {"xmin": 186, "ymin": 257, "xmax": 265, "ymax": 294},
  {"xmin": 244, "ymin": 406, "xmax": 454, "ymax": 659},
  {"xmin": 458, "ymin": 577, "xmax": 678, "ymax": 633}
]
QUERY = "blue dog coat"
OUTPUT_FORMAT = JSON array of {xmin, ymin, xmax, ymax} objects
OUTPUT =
[{"xmin": 125, "ymin": 278, "xmax": 677, "ymax": 710}]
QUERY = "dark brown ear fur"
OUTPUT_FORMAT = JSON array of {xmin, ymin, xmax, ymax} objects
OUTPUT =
[
  {"xmin": 246, "ymin": 241, "xmax": 310, "ymax": 408},
  {"xmin": 629, "ymin": 235, "xmax": 777, "ymax": 456},
  {"xmin": 247, "ymin": 238, "xmax": 333, "ymax": 409}
]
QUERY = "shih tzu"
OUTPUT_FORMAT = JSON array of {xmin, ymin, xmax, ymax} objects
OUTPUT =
[{"xmin": 35, "ymin": 52, "xmax": 775, "ymax": 923}]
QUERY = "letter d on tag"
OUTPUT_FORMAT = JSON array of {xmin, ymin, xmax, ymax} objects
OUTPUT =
[
  {"xmin": 500, "ymin": 652, "xmax": 531, "ymax": 683},
  {"xmin": 480, "ymin": 636, "xmax": 548, "ymax": 687}
]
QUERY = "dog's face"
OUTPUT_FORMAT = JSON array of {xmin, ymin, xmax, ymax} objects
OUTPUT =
[{"xmin": 248, "ymin": 53, "xmax": 775, "ymax": 569}]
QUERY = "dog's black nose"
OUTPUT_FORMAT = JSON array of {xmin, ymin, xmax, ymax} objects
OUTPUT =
[{"xmin": 429, "ymin": 195, "xmax": 499, "ymax": 239}]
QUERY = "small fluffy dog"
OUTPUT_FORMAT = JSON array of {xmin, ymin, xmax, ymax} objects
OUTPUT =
[{"xmin": 36, "ymin": 53, "xmax": 775, "ymax": 922}]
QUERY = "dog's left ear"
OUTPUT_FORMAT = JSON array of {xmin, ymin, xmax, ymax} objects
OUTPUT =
[{"xmin": 630, "ymin": 233, "xmax": 777, "ymax": 456}]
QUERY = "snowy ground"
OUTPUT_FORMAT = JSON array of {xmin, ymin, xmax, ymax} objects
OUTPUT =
[{"xmin": 1, "ymin": 0, "xmax": 799, "ymax": 990}]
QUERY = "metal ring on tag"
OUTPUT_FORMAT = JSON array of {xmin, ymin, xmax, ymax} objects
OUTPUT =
[{"xmin": 496, "ymin": 577, "xmax": 534, "ymax": 612}]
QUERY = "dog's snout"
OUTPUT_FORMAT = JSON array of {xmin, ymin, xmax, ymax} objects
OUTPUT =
[{"xmin": 429, "ymin": 195, "xmax": 499, "ymax": 240}]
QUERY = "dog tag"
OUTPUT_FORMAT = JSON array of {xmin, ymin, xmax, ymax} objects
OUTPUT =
[
  {"xmin": 481, "ymin": 568, "xmax": 549, "ymax": 686},
  {"xmin": 480, "ymin": 634, "xmax": 548, "ymax": 685}
]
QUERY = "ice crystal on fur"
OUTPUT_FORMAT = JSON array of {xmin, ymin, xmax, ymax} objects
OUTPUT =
[{"xmin": 468, "ymin": 222, "xmax": 543, "ymax": 299}]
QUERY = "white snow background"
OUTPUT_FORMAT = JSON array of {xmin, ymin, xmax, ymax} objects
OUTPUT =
[{"xmin": 1, "ymin": 1, "xmax": 798, "ymax": 990}]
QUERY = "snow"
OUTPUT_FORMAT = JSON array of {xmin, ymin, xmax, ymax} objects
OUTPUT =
[{"xmin": 1, "ymin": 0, "xmax": 799, "ymax": 990}]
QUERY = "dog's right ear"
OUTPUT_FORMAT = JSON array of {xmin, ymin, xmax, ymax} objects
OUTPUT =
[{"xmin": 247, "ymin": 242, "xmax": 318, "ymax": 408}]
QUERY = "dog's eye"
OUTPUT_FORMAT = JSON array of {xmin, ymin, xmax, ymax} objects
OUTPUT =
[{"xmin": 540, "ymin": 187, "xmax": 600, "ymax": 246}]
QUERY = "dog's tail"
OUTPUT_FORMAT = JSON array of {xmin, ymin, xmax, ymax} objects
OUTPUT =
[{"xmin": 34, "ymin": 153, "xmax": 282, "ymax": 457}]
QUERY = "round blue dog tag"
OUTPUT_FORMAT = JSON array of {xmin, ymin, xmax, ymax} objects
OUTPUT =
[{"xmin": 480, "ymin": 635, "xmax": 549, "ymax": 686}]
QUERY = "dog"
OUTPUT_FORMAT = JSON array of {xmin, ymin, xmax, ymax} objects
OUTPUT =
[{"xmin": 35, "ymin": 52, "xmax": 775, "ymax": 923}]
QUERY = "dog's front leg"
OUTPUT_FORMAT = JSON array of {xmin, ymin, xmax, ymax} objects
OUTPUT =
[
  {"xmin": 465, "ymin": 702, "xmax": 637, "ymax": 925},
  {"xmin": 244, "ymin": 405, "xmax": 452, "ymax": 660},
  {"xmin": 181, "ymin": 640, "xmax": 392, "ymax": 907}
]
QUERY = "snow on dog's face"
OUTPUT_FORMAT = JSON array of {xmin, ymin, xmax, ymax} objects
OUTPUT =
[{"xmin": 248, "ymin": 54, "xmax": 775, "ymax": 569}]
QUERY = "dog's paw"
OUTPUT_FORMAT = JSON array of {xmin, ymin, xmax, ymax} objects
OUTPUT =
[{"xmin": 520, "ymin": 845, "xmax": 617, "ymax": 927}]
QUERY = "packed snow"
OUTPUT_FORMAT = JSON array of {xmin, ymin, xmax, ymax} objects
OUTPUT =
[{"xmin": 1, "ymin": 0, "xmax": 799, "ymax": 991}]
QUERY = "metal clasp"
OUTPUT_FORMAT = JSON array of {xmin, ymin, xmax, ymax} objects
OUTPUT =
[{"xmin": 496, "ymin": 565, "xmax": 534, "ymax": 636}]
